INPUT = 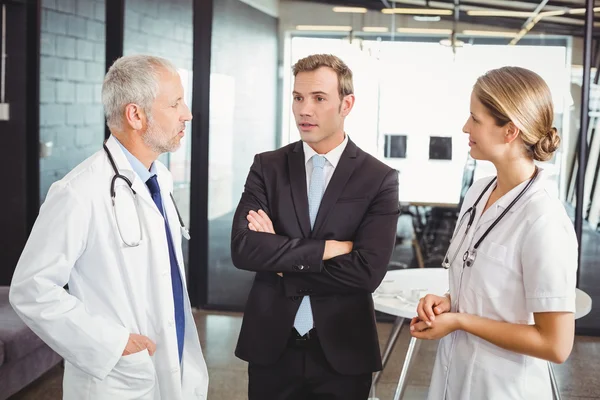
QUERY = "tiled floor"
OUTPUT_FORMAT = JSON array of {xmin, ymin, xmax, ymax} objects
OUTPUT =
[{"xmin": 9, "ymin": 310, "xmax": 600, "ymax": 399}]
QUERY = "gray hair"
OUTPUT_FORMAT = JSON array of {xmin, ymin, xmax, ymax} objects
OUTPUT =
[{"xmin": 102, "ymin": 54, "xmax": 178, "ymax": 131}]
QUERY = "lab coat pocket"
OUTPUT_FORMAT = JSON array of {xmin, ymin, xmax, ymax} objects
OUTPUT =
[
  {"xmin": 64, "ymin": 350, "xmax": 157, "ymax": 400},
  {"xmin": 101, "ymin": 349, "xmax": 157, "ymax": 399},
  {"xmin": 473, "ymin": 339, "xmax": 526, "ymax": 398},
  {"xmin": 120, "ymin": 348, "xmax": 152, "ymax": 364},
  {"xmin": 482, "ymin": 241, "xmax": 507, "ymax": 262},
  {"xmin": 469, "ymin": 241, "xmax": 514, "ymax": 299}
]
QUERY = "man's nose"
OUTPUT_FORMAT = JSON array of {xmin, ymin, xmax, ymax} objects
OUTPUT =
[
  {"xmin": 182, "ymin": 102, "xmax": 192, "ymax": 121},
  {"xmin": 298, "ymin": 103, "xmax": 314, "ymax": 116}
]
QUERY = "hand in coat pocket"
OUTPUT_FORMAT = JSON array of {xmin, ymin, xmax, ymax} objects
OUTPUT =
[{"xmin": 122, "ymin": 333, "xmax": 156, "ymax": 356}]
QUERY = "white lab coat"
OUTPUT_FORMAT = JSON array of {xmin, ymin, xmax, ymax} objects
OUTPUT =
[
  {"xmin": 9, "ymin": 136, "xmax": 209, "ymax": 400},
  {"xmin": 428, "ymin": 167, "xmax": 577, "ymax": 400}
]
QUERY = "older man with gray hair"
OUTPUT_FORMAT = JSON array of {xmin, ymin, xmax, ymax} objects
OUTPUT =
[{"xmin": 9, "ymin": 54, "xmax": 208, "ymax": 399}]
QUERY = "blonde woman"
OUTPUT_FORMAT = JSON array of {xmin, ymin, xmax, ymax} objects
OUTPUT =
[{"xmin": 410, "ymin": 66, "xmax": 578, "ymax": 399}]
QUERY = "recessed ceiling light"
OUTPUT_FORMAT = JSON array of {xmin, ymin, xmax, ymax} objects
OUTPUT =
[
  {"xmin": 333, "ymin": 6, "xmax": 367, "ymax": 14},
  {"xmin": 363, "ymin": 27, "xmax": 390, "ymax": 33},
  {"xmin": 397, "ymin": 27, "xmax": 452, "ymax": 34},
  {"xmin": 296, "ymin": 25, "xmax": 353, "ymax": 32},
  {"xmin": 414, "ymin": 15, "xmax": 441, "ymax": 22},
  {"xmin": 382, "ymin": 8, "xmax": 452, "ymax": 15}
]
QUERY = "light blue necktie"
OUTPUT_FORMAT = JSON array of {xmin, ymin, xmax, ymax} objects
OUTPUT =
[{"xmin": 293, "ymin": 155, "xmax": 327, "ymax": 336}]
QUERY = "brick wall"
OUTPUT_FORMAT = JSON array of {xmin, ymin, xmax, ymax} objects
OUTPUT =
[
  {"xmin": 39, "ymin": 0, "xmax": 106, "ymax": 201},
  {"xmin": 39, "ymin": 0, "xmax": 196, "ymax": 202},
  {"xmin": 123, "ymin": 0, "xmax": 193, "ymax": 71}
]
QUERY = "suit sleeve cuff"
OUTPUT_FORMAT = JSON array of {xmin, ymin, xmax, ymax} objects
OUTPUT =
[{"xmin": 285, "ymin": 239, "xmax": 326, "ymax": 273}]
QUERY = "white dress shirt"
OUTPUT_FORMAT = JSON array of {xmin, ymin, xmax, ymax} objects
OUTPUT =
[{"xmin": 303, "ymin": 135, "xmax": 349, "ymax": 192}]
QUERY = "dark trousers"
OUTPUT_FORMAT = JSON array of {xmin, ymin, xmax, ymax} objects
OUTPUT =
[{"xmin": 248, "ymin": 330, "xmax": 372, "ymax": 400}]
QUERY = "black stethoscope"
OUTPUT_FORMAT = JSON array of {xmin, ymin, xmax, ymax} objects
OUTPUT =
[
  {"xmin": 104, "ymin": 143, "xmax": 190, "ymax": 247},
  {"xmin": 442, "ymin": 166, "xmax": 540, "ymax": 269}
]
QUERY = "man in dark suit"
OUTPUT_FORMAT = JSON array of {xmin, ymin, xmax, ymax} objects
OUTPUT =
[{"xmin": 231, "ymin": 54, "xmax": 400, "ymax": 400}]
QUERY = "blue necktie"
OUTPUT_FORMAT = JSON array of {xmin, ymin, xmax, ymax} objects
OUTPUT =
[
  {"xmin": 146, "ymin": 175, "xmax": 185, "ymax": 362},
  {"xmin": 293, "ymin": 155, "xmax": 327, "ymax": 336}
]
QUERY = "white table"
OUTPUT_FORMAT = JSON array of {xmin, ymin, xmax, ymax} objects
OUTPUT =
[
  {"xmin": 370, "ymin": 268, "xmax": 449, "ymax": 400},
  {"xmin": 575, "ymin": 289, "xmax": 593, "ymax": 320},
  {"xmin": 370, "ymin": 269, "xmax": 593, "ymax": 400}
]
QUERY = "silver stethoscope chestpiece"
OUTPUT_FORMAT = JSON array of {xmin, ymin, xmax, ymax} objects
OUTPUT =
[
  {"xmin": 442, "ymin": 257, "xmax": 451, "ymax": 269},
  {"xmin": 463, "ymin": 250, "xmax": 477, "ymax": 268},
  {"xmin": 439, "ymin": 166, "xmax": 539, "ymax": 271}
]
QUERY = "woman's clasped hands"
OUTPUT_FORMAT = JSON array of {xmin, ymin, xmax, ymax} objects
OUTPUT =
[{"xmin": 410, "ymin": 293, "xmax": 461, "ymax": 340}]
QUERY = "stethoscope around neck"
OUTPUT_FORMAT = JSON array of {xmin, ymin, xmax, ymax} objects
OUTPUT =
[
  {"xmin": 442, "ymin": 166, "xmax": 540, "ymax": 269},
  {"xmin": 103, "ymin": 143, "xmax": 190, "ymax": 247}
]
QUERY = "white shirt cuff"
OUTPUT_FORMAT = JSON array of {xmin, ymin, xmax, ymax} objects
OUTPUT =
[{"xmin": 526, "ymin": 296, "xmax": 576, "ymax": 313}]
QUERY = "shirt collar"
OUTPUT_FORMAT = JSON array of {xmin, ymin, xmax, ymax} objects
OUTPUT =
[
  {"xmin": 114, "ymin": 137, "xmax": 157, "ymax": 183},
  {"xmin": 303, "ymin": 134, "xmax": 349, "ymax": 168},
  {"xmin": 495, "ymin": 166, "xmax": 552, "ymax": 211}
]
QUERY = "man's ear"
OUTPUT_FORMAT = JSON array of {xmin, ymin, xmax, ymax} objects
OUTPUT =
[
  {"xmin": 124, "ymin": 103, "xmax": 144, "ymax": 131},
  {"xmin": 340, "ymin": 94, "xmax": 355, "ymax": 117}
]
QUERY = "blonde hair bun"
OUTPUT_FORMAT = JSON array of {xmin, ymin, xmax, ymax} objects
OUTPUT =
[{"xmin": 533, "ymin": 127, "xmax": 560, "ymax": 162}]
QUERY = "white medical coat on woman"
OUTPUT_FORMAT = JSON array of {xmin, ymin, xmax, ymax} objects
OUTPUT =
[{"xmin": 428, "ymin": 167, "xmax": 577, "ymax": 400}]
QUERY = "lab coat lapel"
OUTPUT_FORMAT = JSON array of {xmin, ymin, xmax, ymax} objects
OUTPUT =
[
  {"xmin": 104, "ymin": 136, "xmax": 162, "ymax": 217},
  {"xmin": 104, "ymin": 137, "xmax": 173, "ymax": 334},
  {"xmin": 472, "ymin": 177, "xmax": 497, "ymax": 234},
  {"xmin": 475, "ymin": 168, "xmax": 547, "ymax": 233},
  {"xmin": 155, "ymin": 164, "xmax": 188, "ymax": 285}
]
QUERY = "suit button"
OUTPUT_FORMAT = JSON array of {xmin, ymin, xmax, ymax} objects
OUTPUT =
[
  {"xmin": 291, "ymin": 296, "xmax": 301, "ymax": 301},
  {"xmin": 298, "ymin": 265, "xmax": 305, "ymax": 270},
  {"xmin": 293, "ymin": 265, "xmax": 300, "ymax": 271}
]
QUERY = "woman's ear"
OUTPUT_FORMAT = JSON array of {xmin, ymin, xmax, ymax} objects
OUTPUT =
[{"xmin": 505, "ymin": 122, "xmax": 520, "ymax": 144}]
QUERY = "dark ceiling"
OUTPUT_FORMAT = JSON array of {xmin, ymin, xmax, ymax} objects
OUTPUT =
[{"xmin": 300, "ymin": 0, "xmax": 600, "ymax": 38}]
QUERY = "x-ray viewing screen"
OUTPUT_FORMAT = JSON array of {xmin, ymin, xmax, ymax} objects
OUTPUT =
[
  {"xmin": 384, "ymin": 134, "xmax": 407, "ymax": 158},
  {"xmin": 429, "ymin": 136, "xmax": 452, "ymax": 160}
]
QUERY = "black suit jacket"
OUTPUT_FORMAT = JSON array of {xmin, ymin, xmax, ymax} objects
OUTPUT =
[{"xmin": 231, "ymin": 139, "xmax": 399, "ymax": 375}]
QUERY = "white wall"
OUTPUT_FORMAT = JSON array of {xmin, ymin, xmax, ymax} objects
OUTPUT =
[
  {"xmin": 279, "ymin": 1, "xmax": 586, "ymax": 203},
  {"xmin": 239, "ymin": 0, "xmax": 279, "ymax": 17}
]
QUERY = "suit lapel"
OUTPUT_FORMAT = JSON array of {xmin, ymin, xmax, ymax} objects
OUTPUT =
[
  {"xmin": 311, "ymin": 140, "xmax": 360, "ymax": 238},
  {"xmin": 288, "ymin": 141, "xmax": 311, "ymax": 238}
]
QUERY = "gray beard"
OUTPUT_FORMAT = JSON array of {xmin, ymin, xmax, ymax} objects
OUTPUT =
[{"xmin": 142, "ymin": 120, "xmax": 179, "ymax": 154}]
